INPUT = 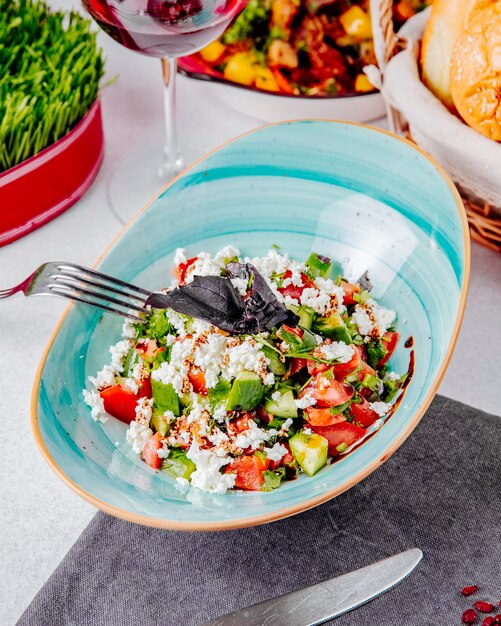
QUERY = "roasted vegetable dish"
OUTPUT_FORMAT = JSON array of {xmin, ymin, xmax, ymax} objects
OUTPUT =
[{"xmin": 195, "ymin": 0, "xmax": 431, "ymax": 96}]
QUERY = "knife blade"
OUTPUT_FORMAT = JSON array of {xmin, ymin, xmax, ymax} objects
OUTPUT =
[{"xmin": 201, "ymin": 548, "xmax": 422, "ymax": 626}]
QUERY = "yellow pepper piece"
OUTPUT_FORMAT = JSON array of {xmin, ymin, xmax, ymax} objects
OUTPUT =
[
  {"xmin": 339, "ymin": 6, "xmax": 372, "ymax": 41},
  {"xmin": 223, "ymin": 52, "xmax": 258, "ymax": 86},
  {"xmin": 199, "ymin": 40, "xmax": 226, "ymax": 63},
  {"xmin": 354, "ymin": 73, "xmax": 375, "ymax": 92},
  {"xmin": 255, "ymin": 67, "xmax": 279, "ymax": 92}
]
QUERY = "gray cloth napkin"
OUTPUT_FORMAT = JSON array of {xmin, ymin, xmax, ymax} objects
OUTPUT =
[{"xmin": 18, "ymin": 395, "xmax": 501, "ymax": 626}]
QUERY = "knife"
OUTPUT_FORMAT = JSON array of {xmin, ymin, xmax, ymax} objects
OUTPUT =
[{"xmin": 201, "ymin": 548, "xmax": 423, "ymax": 626}]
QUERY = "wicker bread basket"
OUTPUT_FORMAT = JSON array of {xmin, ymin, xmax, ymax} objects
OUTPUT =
[{"xmin": 370, "ymin": 0, "xmax": 501, "ymax": 252}]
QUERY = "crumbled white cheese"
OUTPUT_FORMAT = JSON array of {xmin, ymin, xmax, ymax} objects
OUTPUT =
[
  {"xmin": 280, "ymin": 418, "xmax": 294, "ymax": 432},
  {"xmin": 88, "ymin": 364, "xmax": 116, "ymax": 390},
  {"xmin": 164, "ymin": 334, "xmax": 177, "ymax": 347},
  {"xmin": 318, "ymin": 341, "xmax": 355, "ymax": 363},
  {"xmin": 126, "ymin": 421, "xmax": 153, "ymax": 454},
  {"xmin": 385, "ymin": 371, "xmax": 400, "ymax": 381},
  {"xmin": 166, "ymin": 309, "xmax": 189, "ymax": 337},
  {"xmin": 174, "ymin": 247, "xmax": 187, "ymax": 266},
  {"xmin": 208, "ymin": 428, "xmax": 229, "ymax": 446},
  {"xmin": 266, "ymin": 443, "xmax": 288, "ymax": 462},
  {"xmin": 300, "ymin": 288, "xmax": 331, "ymax": 314},
  {"xmin": 152, "ymin": 337, "xmax": 194, "ymax": 394},
  {"xmin": 135, "ymin": 397, "xmax": 153, "ymax": 425},
  {"xmin": 109, "ymin": 340, "xmax": 131, "ymax": 373},
  {"xmin": 152, "ymin": 362, "xmax": 185, "ymax": 395},
  {"xmin": 212, "ymin": 403, "xmax": 227, "ymax": 424},
  {"xmin": 303, "ymin": 427, "xmax": 313, "ymax": 435},
  {"xmin": 222, "ymin": 338, "xmax": 268, "ymax": 380},
  {"xmin": 234, "ymin": 419, "xmax": 273, "ymax": 450},
  {"xmin": 190, "ymin": 318, "xmax": 213, "ymax": 335},
  {"xmin": 369, "ymin": 401, "xmax": 392, "ymax": 417},
  {"xmin": 157, "ymin": 447, "xmax": 170, "ymax": 459},
  {"xmin": 295, "ymin": 389, "xmax": 316, "ymax": 409},
  {"xmin": 186, "ymin": 439, "xmax": 235, "ymax": 493},
  {"xmin": 315, "ymin": 277, "xmax": 346, "ymax": 312},
  {"xmin": 122, "ymin": 318, "xmax": 137, "ymax": 339},
  {"xmin": 184, "ymin": 247, "xmax": 239, "ymax": 284},
  {"xmin": 193, "ymin": 333, "xmax": 228, "ymax": 388},
  {"xmin": 263, "ymin": 372, "xmax": 275, "ymax": 386},
  {"xmin": 271, "ymin": 391, "xmax": 282, "ymax": 402},
  {"xmin": 123, "ymin": 377, "xmax": 139, "ymax": 395},
  {"xmin": 352, "ymin": 299, "xmax": 395, "ymax": 338},
  {"xmin": 230, "ymin": 277, "xmax": 248, "ymax": 296},
  {"xmin": 82, "ymin": 389, "xmax": 108, "ymax": 423}
]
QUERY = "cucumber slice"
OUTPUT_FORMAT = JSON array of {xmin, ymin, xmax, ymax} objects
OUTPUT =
[
  {"xmin": 287, "ymin": 304, "xmax": 316, "ymax": 330},
  {"xmin": 226, "ymin": 371, "xmax": 265, "ymax": 411},
  {"xmin": 264, "ymin": 389, "xmax": 298, "ymax": 418},
  {"xmin": 152, "ymin": 379, "xmax": 180, "ymax": 416},
  {"xmin": 150, "ymin": 411, "xmax": 172, "ymax": 437},
  {"xmin": 289, "ymin": 430, "xmax": 328, "ymax": 476},
  {"xmin": 313, "ymin": 312, "xmax": 352, "ymax": 344},
  {"xmin": 208, "ymin": 380, "xmax": 232, "ymax": 407},
  {"xmin": 160, "ymin": 448, "xmax": 195, "ymax": 480},
  {"xmin": 305, "ymin": 252, "xmax": 332, "ymax": 278},
  {"xmin": 122, "ymin": 347, "xmax": 140, "ymax": 377},
  {"xmin": 261, "ymin": 345, "xmax": 288, "ymax": 376}
]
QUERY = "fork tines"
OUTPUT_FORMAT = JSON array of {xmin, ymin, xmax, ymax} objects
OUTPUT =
[{"xmin": 47, "ymin": 263, "xmax": 152, "ymax": 322}]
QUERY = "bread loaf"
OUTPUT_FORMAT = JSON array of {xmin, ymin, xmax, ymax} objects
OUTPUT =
[
  {"xmin": 450, "ymin": 0, "xmax": 501, "ymax": 141},
  {"xmin": 420, "ymin": 0, "xmax": 470, "ymax": 109}
]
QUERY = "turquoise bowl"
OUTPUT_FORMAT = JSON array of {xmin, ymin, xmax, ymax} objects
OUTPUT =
[{"xmin": 32, "ymin": 121, "xmax": 470, "ymax": 530}]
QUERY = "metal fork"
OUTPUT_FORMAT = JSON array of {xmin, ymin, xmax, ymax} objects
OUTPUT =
[{"xmin": 0, "ymin": 262, "xmax": 153, "ymax": 322}]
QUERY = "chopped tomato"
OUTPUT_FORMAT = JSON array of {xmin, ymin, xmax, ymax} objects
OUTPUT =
[
  {"xmin": 306, "ymin": 339, "xmax": 332, "ymax": 376},
  {"xmin": 379, "ymin": 331, "xmax": 400, "ymax": 367},
  {"xmin": 256, "ymin": 406, "xmax": 273, "ymax": 424},
  {"xmin": 100, "ymin": 384, "xmax": 141, "ymax": 424},
  {"xmin": 289, "ymin": 357, "xmax": 307, "ymax": 377},
  {"xmin": 305, "ymin": 406, "xmax": 347, "ymax": 427},
  {"xmin": 187, "ymin": 369, "xmax": 207, "ymax": 395},
  {"xmin": 228, "ymin": 413, "xmax": 252, "ymax": 434},
  {"xmin": 313, "ymin": 374, "xmax": 354, "ymax": 407},
  {"xmin": 270, "ymin": 67, "xmax": 295, "ymax": 94},
  {"xmin": 135, "ymin": 338, "xmax": 165, "ymax": 360},
  {"xmin": 269, "ymin": 443, "xmax": 295, "ymax": 470},
  {"xmin": 139, "ymin": 377, "xmax": 152, "ymax": 399},
  {"xmin": 341, "ymin": 281, "xmax": 360, "ymax": 305},
  {"xmin": 277, "ymin": 271, "xmax": 316, "ymax": 301},
  {"xmin": 282, "ymin": 324, "xmax": 303, "ymax": 338},
  {"xmin": 175, "ymin": 256, "xmax": 198, "ymax": 285},
  {"xmin": 225, "ymin": 455, "xmax": 270, "ymax": 491},
  {"xmin": 141, "ymin": 432, "xmax": 163, "ymax": 469},
  {"xmin": 332, "ymin": 345, "xmax": 361, "ymax": 381},
  {"xmin": 348, "ymin": 398, "xmax": 380, "ymax": 427},
  {"xmin": 310, "ymin": 422, "xmax": 366, "ymax": 456},
  {"xmin": 307, "ymin": 360, "xmax": 331, "ymax": 376},
  {"xmin": 356, "ymin": 360, "xmax": 376, "ymax": 382}
]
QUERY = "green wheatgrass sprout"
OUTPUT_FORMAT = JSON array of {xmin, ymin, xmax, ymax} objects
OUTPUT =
[{"xmin": 0, "ymin": 0, "xmax": 105, "ymax": 173}]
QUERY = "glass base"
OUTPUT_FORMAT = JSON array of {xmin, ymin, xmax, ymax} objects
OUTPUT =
[{"xmin": 106, "ymin": 140, "xmax": 204, "ymax": 225}]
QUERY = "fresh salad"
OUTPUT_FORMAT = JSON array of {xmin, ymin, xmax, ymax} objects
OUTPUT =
[
  {"xmin": 194, "ymin": 0, "xmax": 430, "ymax": 96},
  {"xmin": 84, "ymin": 247, "xmax": 409, "ymax": 494}
]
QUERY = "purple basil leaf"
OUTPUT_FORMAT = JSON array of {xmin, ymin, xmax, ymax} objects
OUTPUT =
[
  {"xmin": 145, "ymin": 264, "xmax": 299, "ymax": 335},
  {"xmin": 357, "ymin": 270, "xmax": 373, "ymax": 292},
  {"xmin": 145, "ymin": 276, "xmax": 245, "ymax": 333},
  {"xmin": 226, "ymin": 262, "xmax": 299, "ymax": 332}
]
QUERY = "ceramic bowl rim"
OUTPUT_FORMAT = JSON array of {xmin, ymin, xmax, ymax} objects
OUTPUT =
[{"xmin": 31, "ymin": 120, "xmax": 471, "ymax": 531}]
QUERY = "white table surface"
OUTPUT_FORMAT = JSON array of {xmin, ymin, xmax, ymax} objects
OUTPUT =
[{"xmin": 1, "ymin": 2, "xmax": 500, "ymax": 623}]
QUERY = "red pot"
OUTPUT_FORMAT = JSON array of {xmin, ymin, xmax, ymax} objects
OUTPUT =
[{"xmin": 0, "ymin": 99, "xmax": 104, "ymax": 247}]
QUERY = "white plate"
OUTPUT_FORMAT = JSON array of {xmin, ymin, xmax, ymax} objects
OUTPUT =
[{"xmin": 203, "ymin": 80, "xmax": 386, "ymax": 122}]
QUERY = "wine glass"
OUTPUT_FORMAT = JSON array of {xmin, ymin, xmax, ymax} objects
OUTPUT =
[{"xmin": 82, "ymin": 0, "xmax": 247, "ymax": 222}]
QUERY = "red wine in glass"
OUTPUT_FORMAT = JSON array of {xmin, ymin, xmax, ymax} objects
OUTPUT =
[
  {"xmin": 82, "ymin": 0, "xmax": 246, "ymax": 57},
  {"xmin": 81, "ymin": 0, "xmax": 248, "ymax": 222}
]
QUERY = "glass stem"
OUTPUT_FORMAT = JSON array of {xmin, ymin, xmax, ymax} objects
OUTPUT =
[{"xmin": 159, "ymin": 57, "xmax": 183, "ymax": 179}]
